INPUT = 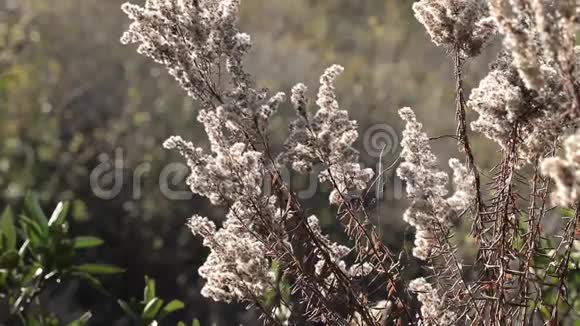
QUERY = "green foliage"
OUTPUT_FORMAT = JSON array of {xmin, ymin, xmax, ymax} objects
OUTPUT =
[
  {"xmin": 178, "ymin": 319, "xmax": 201, "ymax": 326},
  {"xmin": 117, "ymin": 275, "xmax": 186, "ymax": 326},
  {"xmin": 0, "ymin": 192, "xmax": 122, "ymax": 325},
  {"xmin": 262, "ymin": 261, "xmax": 292, "ymax": 323},
  {"xmin": 12, "ymin": 311, "xmax": 92, "ymax": 326}
]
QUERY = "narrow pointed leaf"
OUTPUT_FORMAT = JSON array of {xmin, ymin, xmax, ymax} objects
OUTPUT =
[
  {"xmin": 0, "ymin": 250, "xmax": 19, "ymax": 269},
  {"xmin": 0, "ymin": 207, "xmax": 16, "ymax": 250},
  {"xmin": 162, "ymin": 299, "xmax": 185, "ymax": 314},
  {"xmin": 24, "ymin": 192, "xmax": 48, "ymax": 229},
  {"xmin": 118, "ymin": 299, "xmax": 139, "ymax": 321},
  {"xmin": 67, "ymin": 311, "xmax": 92, "ymax": 326},
  {"xmin": 72, "ymin": 271, "xmax": 109, "ymax": 295},
  {"xmin": 142, "ymin": 297, "xmax": 164, "ymax": 321},
  {"xmin": 73, "ymin": 236, "xmax": 104, "ymax": 249},
  {"xmin": 48, "ymin": 201, "xmax": 69, "ymax": 226},
  {"xmin": 144, "ymin": 276, "xmax": 156, "ymax": 302},
  {"xmin": 75, "ymin": 263, "xmax": 125, "ymax": 275}
]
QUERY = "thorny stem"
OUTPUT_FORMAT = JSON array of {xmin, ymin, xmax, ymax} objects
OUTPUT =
[
  {"xmin": 213, "ymin": 152, "xmax": 349, "ymax": 324},
  {"xmin": 452, "ymin": 49, "xmax": 488, "ymax": 321},
  {"xmin": 558, "ymin": 55, "xmax": 580, "ymax": 119},
  {"xmin": 453, "ymin": 50, "xmax": 485, "ymax": 235},
  {"xmin": 242, "ymin": 124, "xmax": 377, "ymax": 325},
  {"xmin": 548, "ymin": 203, "xmax": 580, "ymax": 323},
  {"xmin": 299, "ymin": 118, "xmax": 413, "ymax": 322},
  {"xmin": 123, "ymin": 0, "xmax": 580, "ymax": 324},
  {"xmin": 520, "ymin": 146, "xmax": 555, "ymax": 325},
  {"xmin": 326, "ymin": 170, "xmax": 413, "ymax": 322},
  {"xmin": 242, "ymin": 142, "xmax": 356, "ymax": 324}
]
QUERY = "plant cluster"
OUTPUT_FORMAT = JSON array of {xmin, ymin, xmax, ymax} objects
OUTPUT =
[
  {"xmin": 0, "ymin": 193, "xmax": 122, "ymax": 325},
  {"xmin": 0, "ymin": 192, "xmax": 195, "ymax": 325},
  {"xmin": 121, "ymin": 0, "xmax": 580, "ymax": 324}
]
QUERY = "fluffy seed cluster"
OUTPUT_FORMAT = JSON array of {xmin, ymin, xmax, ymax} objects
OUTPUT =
[
  {"xmin": 488, "ymin": 0, "xmax": 578, "ymax": 90},
  {"xmin": 164, "ymin": 127, "xmax": 262, "ymax": 205},
  {"xmin": 413, "ymin": 0, "xmax": 496, "ymax": 57},
  {"xmin": 541, "ymin": 132, "xmax": 580, "ymax": 207},
  {"xmin": 279, "ymin": 65, "xmax": 374, "ymax": 204},
  {"xmin": 188, "ymin": 213, "xmax": 272, "ymax": 302},
  {"xmin": 307, "ymin": 215, "xmax": 373, "ymax": 295},
  {"xmin": 164, "ymin": 107, "xmax": 287, "ymax": 303},
  {"xmin": 309, "ymin": 215, "xmax": 349, "ymax": 279},
  {"xmin": 468, "ymin": 52, "xmax": 571, "ymax": 162},
  {"xmin": 397, "ymin": 107, "xmax": 474, "ymax": 260},
  {"xmin": 409, "ymin": 278, "xmax": 457, "ymax": 326},
  {"xmin": 131, "ymin": 0, "xmax": 375, "ymax": 310},
  {"xmin": 122, "ymin": 0, "xmax": 580, "ymax": 323},
  {"xmin": 121, "ymin": 0, "xmax": 251, "ymax": 101}
]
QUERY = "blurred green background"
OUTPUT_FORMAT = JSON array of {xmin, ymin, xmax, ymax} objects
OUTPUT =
[{"xmin": 0, "ymin": 0, "xmax": 498, "ymax": 324}]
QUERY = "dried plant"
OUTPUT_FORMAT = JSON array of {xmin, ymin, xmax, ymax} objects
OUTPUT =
[{"xmin": 121, "ymin": 0, "xmax": 580, "ymax": 324}]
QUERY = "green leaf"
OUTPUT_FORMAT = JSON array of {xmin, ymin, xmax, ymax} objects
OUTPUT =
[
  {"xmin": 263, "ymin": 288, "xmax": 277, "ymax": 306},
  {"xmin": 73, "ymin": 236, "xmax": 104, "ymax": 249},
  {"xmin": 0, "ymin": 270, "xmax": 7, "ymax": 288},
  {"xmin": 72, "ymin": 271, "xmax": 109, "ymax": 295},
  {"xmin": 192, "ymin": 319, "xmax": 201, "ymax": 326},
  {"xmin": 561, "ymin": 208, "xmax": 575, "ymax": 218},
  {"xmin": 26, "ymin": 314, "xmax": 41, "ymax": 326},
  {"xmin": 158, "ymin": 299, "xmax": 184, "ymax": 320},
  {"xmin": 118, "ymin": 299, "xmax": 139, "ymax": 321},
  {"xmin": 24, "ymin": 192, "xmax": 48, "ymax": 229},
  {"xmin": 142, "ymin": 297, "xmax": 164, "ymax": 321},
  {"xmin": 18, "ymin": 239, "xmax": 30, "ymax": 256},
  {"xmin": 271, "ymin": 260, "xmax": 280, "ymax": 281},
  {"xmin": 48, "ymin": 202, "xmax": 69, "ymax": 226},
  {"xmin": 19, "ymin": 216, "xmax": 45, "ymax": 247},
  {"xmin": 537, "ymin": 303, "xmax": 551, "ymax": 320},
  {"xmin": 0, "ymin": 250, "xmax": 19, "ymax": 269},
  {"xmin": 22, "ymin": 264, "xmax": 43, "ymax": 284},
  {"xmin": 0, "ymin": 207, "xmax": 16, "ymax": 250},
  {"xmin": 163, "ymin": 299, "xmax": 184, "ymax": 313},
  {"xmin": 67, "ymin": 311, "xmax": 92, "ymax": 326},
  {"xmin": 75, "ymin": 264, "xmax": 125, "ymax": 275},
  {"xmin": 177, "ymin": 322, "xmax": 186, "ymax": 326},
  {"xmin": 280, "ymin": 278, "xmax": 291, "ymax": 302},
  {"xmin": 144, "ymin": 276, "xmax": 156, "ymax": 302}
]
